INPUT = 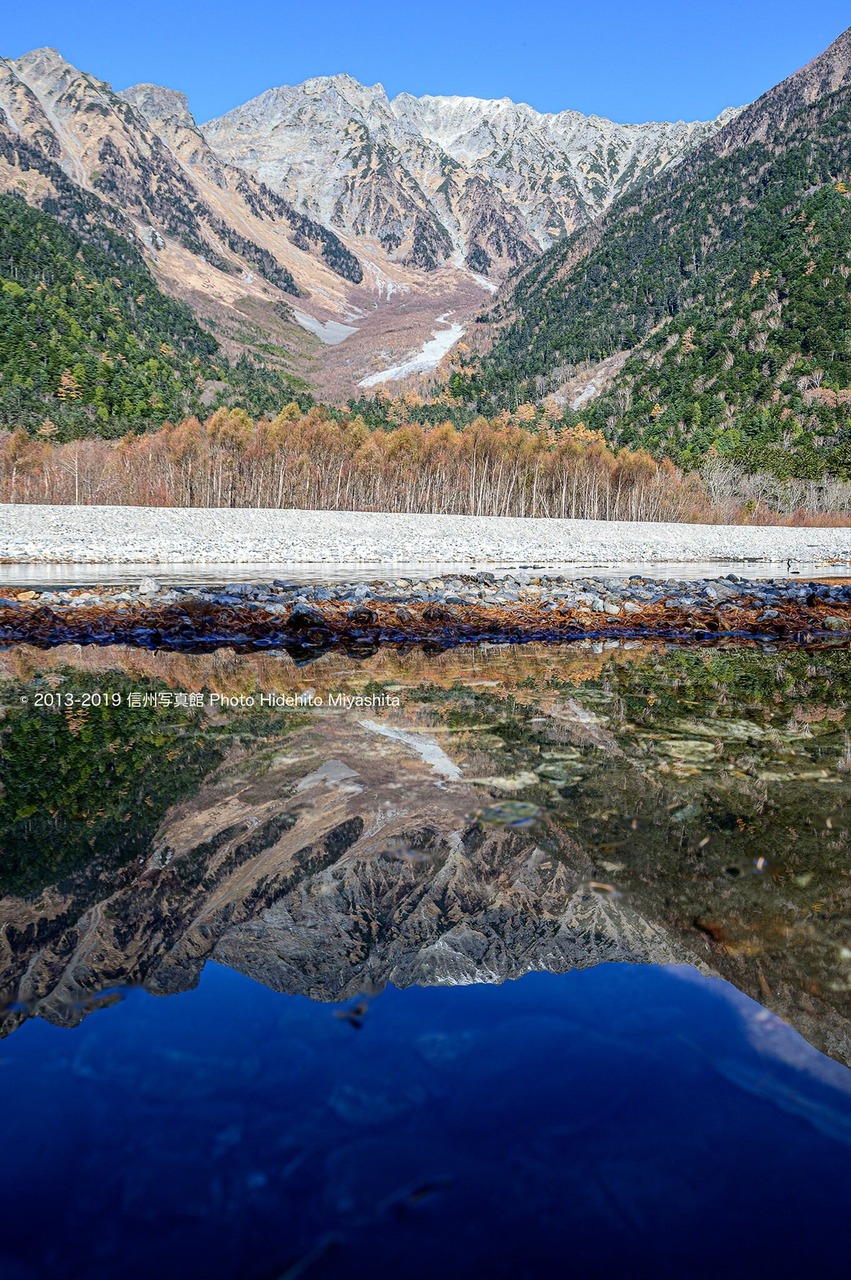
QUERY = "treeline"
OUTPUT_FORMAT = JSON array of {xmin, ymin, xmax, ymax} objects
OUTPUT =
[{"xmin": 2, "ymin": 407, "xmax": 849, "ymax": 525}]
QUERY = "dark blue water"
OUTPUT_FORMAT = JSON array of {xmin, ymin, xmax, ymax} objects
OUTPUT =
[{"xmin": 2, "ymin": 962, "xmax": 850, "ymax": 1280}]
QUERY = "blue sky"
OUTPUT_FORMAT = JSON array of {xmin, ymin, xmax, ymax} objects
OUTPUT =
[{"xmin": 4, "ymin": 1, "xmax": 850, "ymax": 124}]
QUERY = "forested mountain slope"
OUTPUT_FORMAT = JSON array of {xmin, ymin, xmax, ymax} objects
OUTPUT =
[
  {"xmin": 463, "ymin": 27, "xmax": 851, "ymax": 477},
  {"xmin": 0, "ymin": 194, "xmax": 310, "ymax": 435}
]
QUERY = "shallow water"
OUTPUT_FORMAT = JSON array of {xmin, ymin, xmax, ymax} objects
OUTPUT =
[
  {"xmin": 1, "ymin": 637, "xmax": 851, "ymax": 1276},
  {"xmin": 3, "ymin": 557, "xmax": 849, "ymax": 589}
]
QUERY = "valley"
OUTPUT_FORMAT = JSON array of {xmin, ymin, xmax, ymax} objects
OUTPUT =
[
  {"xmin": 3, "ymin": 13, "xmax": 851, "ymax": 1279},
  {"xmin": 2, "ymin": 26, "xmax": 851, "ymax": 488},
  {"xmin": 0, "ymin": 47, "xmax": 733, "ymax": 403}
]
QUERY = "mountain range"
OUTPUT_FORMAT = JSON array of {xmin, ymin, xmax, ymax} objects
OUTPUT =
[
  {"xmin": 203, "ymin": 74, "xmax": 736, "ymax": 277},
  {"xmin": 0, "ymin": 45, "xmax": 733, "ymax": 412},
  {"xmin": 2, "ymin": 29, "xmax": 851, "ymax": 479}
]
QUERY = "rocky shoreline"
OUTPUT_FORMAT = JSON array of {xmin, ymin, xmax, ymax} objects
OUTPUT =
[{"xmin": 1, "ymin": 571, "xmax": 850, "ymax": 654}]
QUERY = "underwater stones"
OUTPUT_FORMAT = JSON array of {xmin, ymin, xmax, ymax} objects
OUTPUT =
[
  {"xmin": 287, "ymin": 604, "xmax": 328, "ymax": 630},
  {"xmin": 422, "ymin": 604, "xmax": 457, "ymax": 623},
  {"xmin": 328, "ymin": 1075, "xmax": 427, "ymax": 1125},
  {"xmin": 347, "ymin": 606, "xmax": 377, "ymax": 626},
  {"xmin": 415, "ymin": 1030, "xmax": 476, "ymax": 1065},
  {"xmin": 477, "ymin": 801, "xmax": 542, "ymax": 828}
]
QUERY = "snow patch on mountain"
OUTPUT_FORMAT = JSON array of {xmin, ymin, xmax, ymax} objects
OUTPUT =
[{"xmin": 359, "ymin": 313, "xmax": 465, "ymax": 386}]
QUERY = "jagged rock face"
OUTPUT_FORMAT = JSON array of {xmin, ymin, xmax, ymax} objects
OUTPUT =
[
  {"xmin": 397, "ymin": 92, "xmax": 740, "ymax": 244},
  {"xmin": 0, "ymin": 47, "xmax": 363, "ymax": 311},
  {"xmin": 119, "ymin": 82, "xmax": 230, "ymax": 184},
  {"xmin": 5, "ymin": 49, "xmax": 246, "ymax": 276},
  {"xmin": 119, "ymin": 78, "xmax": 365, "ymax": 284},
  {"xmin": 0, "ymin": 56, "xmax": 62, "ymax": 159},
  {"xmin": 203, "ymin": 73, "xmax": 737, "ymax": 276},
  {"xmin": 205, "ymin": 76, "xmax": 473, "ymax": 274}
]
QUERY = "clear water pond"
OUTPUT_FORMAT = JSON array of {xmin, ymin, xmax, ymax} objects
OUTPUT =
[{"xmin": 1, "ymin": 637, "xmax": 850, "ymax": 1277}]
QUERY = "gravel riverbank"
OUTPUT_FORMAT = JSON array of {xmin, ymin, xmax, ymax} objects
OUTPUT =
[
  {"xmin": 2, "ymin": 505, "xmax": 851, "ymax": 568},
  {"xmin": 2, "ymin": 571, "xmax": 849, "ymax": 653}
]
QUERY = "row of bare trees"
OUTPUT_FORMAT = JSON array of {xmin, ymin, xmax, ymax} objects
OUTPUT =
[
  {"xmin": 2, "ymin": 407, "xmax": 849, "ymax": 525},
  {"xmin": 700, "ymin": 457, "xmax": 851, "ymax": 520}
]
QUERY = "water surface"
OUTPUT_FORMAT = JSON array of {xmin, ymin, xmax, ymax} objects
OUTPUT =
[
  {"xmin": 2, "ymin": 637, "xmax": 850, "ymax": 1276},
  {"xmin": 3, "ymin": 558, "xmax": 849, "ymax": 589}
]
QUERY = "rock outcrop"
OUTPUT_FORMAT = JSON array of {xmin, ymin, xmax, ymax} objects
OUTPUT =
[{"xmin": 204, "ymin": 73, "xmax": 736, "ymax": 277}]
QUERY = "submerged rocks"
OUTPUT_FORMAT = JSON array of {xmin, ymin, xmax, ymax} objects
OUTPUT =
[
  {"xmin": 287, "ymin": 604, "xmax": 328, "ymax": 631},
  {"xmin": 1, "ymin": 569, "xmax": 850, "ymax": 653},
  {"xmin": 347, "ymin": 606, "xmax": 377, "ymax": 626}
]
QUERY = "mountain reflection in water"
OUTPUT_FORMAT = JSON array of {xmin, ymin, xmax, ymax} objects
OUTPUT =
[{"xmin": 1, "ymin": 638, "xmax": 851, "ymax": 1276}]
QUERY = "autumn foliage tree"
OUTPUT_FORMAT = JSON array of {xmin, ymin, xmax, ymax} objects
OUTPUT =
[{"xmin": 2, "ymin": 407, "xmax": 849, "ymax": 525}]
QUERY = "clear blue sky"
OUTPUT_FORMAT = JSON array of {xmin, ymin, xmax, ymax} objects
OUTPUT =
[{"xmin": 4, "ymin": 1, "xmax": 850, "ymax": 124}]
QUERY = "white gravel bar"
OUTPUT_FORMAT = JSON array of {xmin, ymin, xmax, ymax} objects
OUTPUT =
[{"xmin": 1, "ymin": 504, "xmax": 851, "ymax": 569}]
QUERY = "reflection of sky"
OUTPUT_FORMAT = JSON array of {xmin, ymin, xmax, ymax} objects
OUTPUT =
[{"xmin": 2, "ymin": 962, "xmax": 850, "ymax": 1278}]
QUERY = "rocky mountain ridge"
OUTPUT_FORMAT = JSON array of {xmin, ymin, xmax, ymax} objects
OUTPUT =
[
  {"xmin": 204, "ymin": 73, "xmax": 737, "ymax": 278},
  {"xmin": 0, "ymin": 47, "xmax": 366, "ymax": 373},
  {"xmin": 462, "ymin": 24, "xmax": 851, "ymax": 479},
  {"xmin": 0, "ymin": 45, "xmax": 738, "ymax": 399}
]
